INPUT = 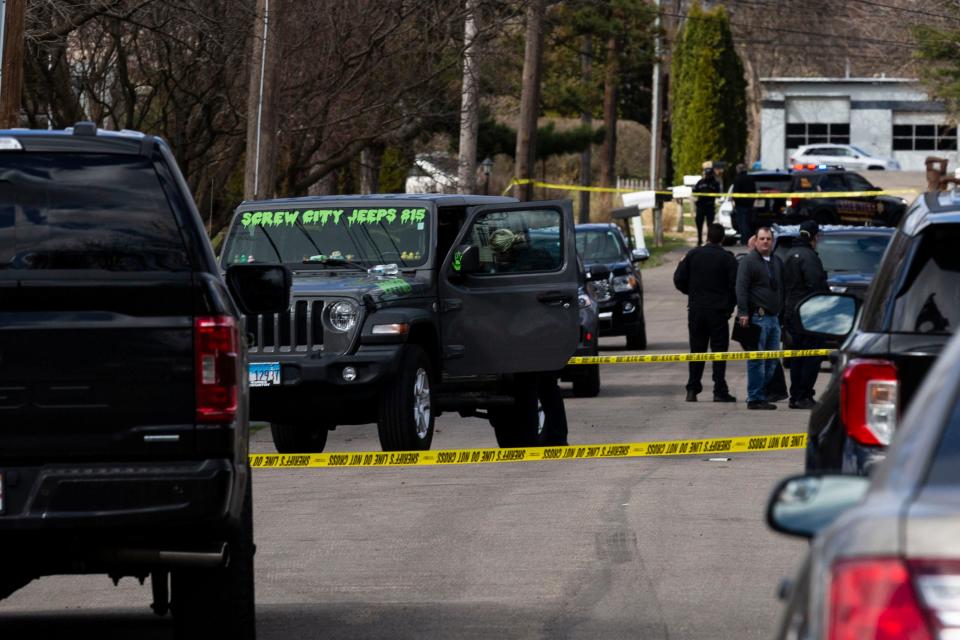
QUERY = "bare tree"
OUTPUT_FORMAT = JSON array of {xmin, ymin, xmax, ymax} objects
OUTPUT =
[{"xmin": 515, "ymin": 0, "xmax": 545, "ymax": 201}]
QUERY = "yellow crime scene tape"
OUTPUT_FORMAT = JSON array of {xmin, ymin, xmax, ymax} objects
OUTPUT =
[
  {"xmin": 502, "ymin": 178, "xmax": 917, "ymax": 200},
  {"xmin": 567, "ymin": 348, "xmax": 831, "ymax": 365},
  {"xmin": 249, "ymin": 432, "xmax": 807, "ymax": 469}
]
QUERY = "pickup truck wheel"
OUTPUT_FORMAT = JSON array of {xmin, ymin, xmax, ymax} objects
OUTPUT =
[
  {"xmin": 625, "ymin": 315, "xmax": 647, "ymax": 350},
  {"xmin": 269, "ymin": 422, "xmax": 329, "ymax": 453},
  {"xmin": 572, "ymin": 365, "xmax": 601, "ymax": 398},
  {"xmin": 171, "ymin": 474, "xmax": 256, "ymax": 640},
  {"xmin": 377, "ymin": 345, "xmax": 434, "ymax": 451}
]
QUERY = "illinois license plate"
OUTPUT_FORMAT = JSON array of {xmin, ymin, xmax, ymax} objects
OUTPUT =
[{"xmin": 249, "ymin": 362, "xmax": 281, "ymax": 387}]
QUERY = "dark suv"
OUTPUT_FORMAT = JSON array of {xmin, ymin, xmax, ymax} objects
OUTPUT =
[
  {"xmin": 799, "ymin": 191, "xmax": 960, "ymax": 475},
  {"xmin": 219, "ymin": 195, "xmax": 579, "ymax": 453},
  {"xmin": 783, "ymin": 167, "xmax": 907, "ymax": 227},
  {"xmin": 574, "ymin": 223, "xmax": 648, "ymax": 349},
  {"xmin": 0, "ymin": 124, "xmax": 288, "ymax": 638}
]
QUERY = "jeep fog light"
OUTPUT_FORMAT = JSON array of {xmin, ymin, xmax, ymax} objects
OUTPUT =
[
  {"xmin": 372, "ymin": 323, "xmax": 409, "ymax": 335},
  {"xmin": 622, "ymin": 302, "xmax": 636, "ymax": 314},
  {"xmin": 342, "ymin": 367, "xmax": 357, "ymax": 382},
  {"xmin": 329, "ymin": 300, "xmax": 359, "ymax": 332}
]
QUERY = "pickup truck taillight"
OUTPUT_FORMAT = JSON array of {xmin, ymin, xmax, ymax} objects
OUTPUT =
[
  {"xmin": 828, "ymin": 557, "xmax": 934, "ymax": 640},
  {"xmin": 841, "ymin": 359, "xmax": 898, "ymax": 446},
  {"xmin": 195, "ymin": 316, "xmax": 239, "ymax": 423},
  {"xmin": 789, "ymin": 196, "xmax": 801, "ymax": 209}
]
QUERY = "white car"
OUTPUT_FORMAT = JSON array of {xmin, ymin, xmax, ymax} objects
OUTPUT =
[
  {"xmin": 716, "ymin": 187, "xmax": 739, "ymax": 244},
  {"xmin": 789, "ymin": 144, "xmax": 900, "ymax": 171}
]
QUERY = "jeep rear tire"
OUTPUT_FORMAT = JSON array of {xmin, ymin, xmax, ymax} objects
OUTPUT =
[
  {"xmin": 377, "ymin": 345, "xmax": 434, "ymax": 451},
  {"xmin": 171, "ymin": 474, "xmax": 255, "ymax": 640},
  {"xmin": 270, "ymin": 422, "xmax": 329, "ymax": 453},
  {"xmin": 572, "ymin": 364, "xmax": 601, "ymax": 398},
  {"xmin": 490, "ymin": 375, "xmax": 567, "ymax": 447}
]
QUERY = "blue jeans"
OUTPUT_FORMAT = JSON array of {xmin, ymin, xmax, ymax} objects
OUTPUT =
[{"xmin": 747, "ymin": 314, "xmax": 781, "ymax": 403}]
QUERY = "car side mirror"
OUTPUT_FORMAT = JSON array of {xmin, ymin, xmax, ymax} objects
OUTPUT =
[
  {"xmin": 451, "ymin": 244, "xmax": 480, "ymax": 276},
  {"xmin": 797, "ymin": 292, "xmax": 858, "ymax": 340},
  {"xmin": 766, "ymin": 474, "xmax": 870, "ymax": 539},
  {"xmin": 631, "ymin": 248, "xmax": 650, "ymax": 262},
  {"xmin": 226, "ymin": 264, "xmax": 291, "ymax": 315}
]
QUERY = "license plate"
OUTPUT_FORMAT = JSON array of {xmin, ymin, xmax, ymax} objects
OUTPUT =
[
  {"xmin": 753, "ymin": 199, "xmax": 765, "ymax": 208},
  {"xmin": 249, "ymin": 362, "xmax": 281, "ymax": 387}
]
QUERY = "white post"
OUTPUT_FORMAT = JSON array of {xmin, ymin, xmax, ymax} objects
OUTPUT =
[{"xmin": 650, "ymin": 0, "xmax": 662, "ymax": 246}]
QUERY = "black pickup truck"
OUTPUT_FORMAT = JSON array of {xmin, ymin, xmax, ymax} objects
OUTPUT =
[
  {"xmin": 0, "ymin": 124, "xmax": 288, "ymax": 638},
  {"xmin": 219, "ymin": 195, "xmax": 580, "ymax": 452}
]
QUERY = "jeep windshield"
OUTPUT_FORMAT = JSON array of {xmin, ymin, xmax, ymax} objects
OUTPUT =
[{"xmin": 222, "ymin": 205, "xmax": 430, "ymax": 268}]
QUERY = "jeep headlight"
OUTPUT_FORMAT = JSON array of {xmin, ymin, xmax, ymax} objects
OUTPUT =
[
  {"xmin": 612, "ymin": 275, "xmax": 637, "ymax": 293},
  {"xmin": 328, "ymin": 300, "xmax": 359, "ymax": 332}
]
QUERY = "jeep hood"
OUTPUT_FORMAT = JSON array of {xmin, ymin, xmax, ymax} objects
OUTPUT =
[{"xmin": 289, "ymin": 271, "xmax": 428, "ymax": 302}]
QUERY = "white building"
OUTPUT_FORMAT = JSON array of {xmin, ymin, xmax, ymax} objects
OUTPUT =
[{"xmin": 760, "ymin": 77, "xmax": 957, "ymax": 172}]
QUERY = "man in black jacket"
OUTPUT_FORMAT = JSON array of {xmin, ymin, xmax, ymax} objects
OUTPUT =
[
  {"xmin": 783, "ymin": 220, "xmax": 829, "ymax": 409},
  {"xmin": 694, "ymin": 167, "xmax": 721, "ymax": 246},
  {"xmin": 674, "ymin": 223, "xmax": 738, "ymax": 402},
  {"xmin": 732, "ymin": 164, "xmax": 756, "ymax": 245},
  {"xmin": 736, "ymin": 226, "xmax": 785, "ymax": 410}
]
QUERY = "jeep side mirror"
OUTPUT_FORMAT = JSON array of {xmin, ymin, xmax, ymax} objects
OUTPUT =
[
  {"xmin": 631, "ymin": 248, "xmax": 650, "ymax": 262},
  {"xmin": 226, "ymin": 264, "xmax": 291, "ymax": 315},
  {"xmin": 797, "ymin": 292, "xmax": 857, "ymax": 339},
  {"xmin": 451, "ymin": 244, "xmax": 480, "ymax": 275}
]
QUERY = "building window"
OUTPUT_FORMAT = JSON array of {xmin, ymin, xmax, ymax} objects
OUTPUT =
[
  {"xmin": 786, "ymin": 123, "xmax": 850, "ymax": 147},
  {"xmin": 892, "ymin": 124, "xmax": 957, "ymax": 151}
]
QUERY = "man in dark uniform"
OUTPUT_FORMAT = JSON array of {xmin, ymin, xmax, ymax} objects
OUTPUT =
[
  {"xmin": 732, "ymin": 164, "xmax": 756, "ymax": 244},
  {"xmin": 783, "ymin": 220, "xmax": 828, "ymax": 409},
  {"xmin": 674, "ymin": 223, "xmax": 738, "ymax": 402},
  {"xmin": 694, "ymin": 167, "xmax": 721, "ymax": 246}
]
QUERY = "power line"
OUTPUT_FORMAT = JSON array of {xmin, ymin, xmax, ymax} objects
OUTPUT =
[
  {"xmin": 844, "ymin": 0, "xmax": 960, "ymax": 23},
  {"xmin": 661, "ymin": 10, "xmax": 921, "ymax": 51}
]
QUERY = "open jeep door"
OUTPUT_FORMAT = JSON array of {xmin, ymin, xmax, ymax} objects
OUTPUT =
[{"xmin": 438, "ymin": 200, "xmax": 579, "ymax": 376}]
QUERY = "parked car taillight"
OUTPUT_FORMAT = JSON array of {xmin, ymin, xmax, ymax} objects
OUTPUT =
[
  {"xmin": 841, "ymin": 359, "xmax": 898, "ymax": 446},
  {"xmin": 789, "ymin": 196, "xmax": 801, "ymax": 209},
  {"xmin": 195, "ymin": 315, "xmax": 239, "ymax": 423},
  {"xmin": 828, "ymin": 557, "xmax": 933, "ymax": 640},
  {"xmin": 911, "ymin": 559, "xmax": 960, "ymax": 637}
]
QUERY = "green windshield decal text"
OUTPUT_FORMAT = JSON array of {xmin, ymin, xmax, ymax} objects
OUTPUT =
[{"xmin": 240, "ymin": 207, "xmax": 426, "ymax": 229}]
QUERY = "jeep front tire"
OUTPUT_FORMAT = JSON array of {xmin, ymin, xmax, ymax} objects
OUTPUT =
[{"xmin": 377, "ymin": 344, "xmax": 435, "ymax": 451}]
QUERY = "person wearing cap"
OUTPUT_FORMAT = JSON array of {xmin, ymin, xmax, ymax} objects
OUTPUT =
[
  {"xmin": 693, "ymin": 167, "xmax": 721, "ymax": 247},
  {"xmin": 782, "ymin": 220, "xmax": 828, "ymax": 409}
]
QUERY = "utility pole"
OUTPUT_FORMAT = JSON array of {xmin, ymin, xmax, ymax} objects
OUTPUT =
[
  {"xmin": 244, "ymin": 0, "xmax": 279, "ymax": 200},
  {"xmin": 650, "ymin": 0, "xmax": 663, "ymax": 247},
  {"xmin": 578, "ymin": 35, "xmax": 592, "ymax": 223},
  {"xmin": 0, "ymin": 0, "xmax": 25, "ymax": 129},
  {"xmin": 514, "ymin": 0, "xmax": 545, "ymax": 202},
  {"xmin": 457, "ymin": 0, "xmax": 481, "ymax": 194}
]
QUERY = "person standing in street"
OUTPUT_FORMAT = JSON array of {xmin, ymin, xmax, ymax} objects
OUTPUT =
[
  {"xmin": 782, "ymin": 220, "xmax": 828, "ymax": 409},
  {"xmin": 674, "ymin": 223, "xmax": 739, "ymax": 403},
  {"xmin": 694, "ymin": 167, "xmax": 721, "ymax": 246},
  {"xmin": 732, "ymin": 164, "xmax": 756, "ymax": 245},
  {"xmin": 736, "ymin": 226, "xmax": 785, "ymax": 410}
]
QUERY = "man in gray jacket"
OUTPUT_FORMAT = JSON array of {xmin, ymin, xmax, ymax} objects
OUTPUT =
[{"xmin": 736, "ymin": 226, "xmax": 785, "ymax": 410}]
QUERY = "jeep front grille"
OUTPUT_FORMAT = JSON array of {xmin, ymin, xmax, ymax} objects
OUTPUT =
[
  {"xmin": 592, "ymin": 280, "xmax": 612, "ymax": 302},
  {"xmin": 246, "ymin": 299, "xmax": 324, "ymax": 353}
]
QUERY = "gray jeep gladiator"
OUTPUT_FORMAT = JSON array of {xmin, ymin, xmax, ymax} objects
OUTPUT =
[{"xmin": 219, "ymin": 195, "xmax": 580, "ymax": 453}]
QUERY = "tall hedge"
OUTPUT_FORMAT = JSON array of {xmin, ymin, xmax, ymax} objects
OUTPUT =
[{"xmin": 669, "ymin": 2, "xmax": 746, "ymax": 182}]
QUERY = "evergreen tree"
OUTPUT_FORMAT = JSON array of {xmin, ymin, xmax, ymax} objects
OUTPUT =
[{"xmin": 669, "ymin": 2, "xmax": 746, "ymax": 182}]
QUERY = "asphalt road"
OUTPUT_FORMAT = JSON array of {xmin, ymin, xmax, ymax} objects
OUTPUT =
[{"xmin": 0, "ymin": 245, "xmax": 811, "ymax": 639}]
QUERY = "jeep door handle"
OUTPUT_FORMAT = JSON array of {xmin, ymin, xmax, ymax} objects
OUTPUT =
[{"xmin": 537, "ymin": 292, "xmax": 573, "ymax": 307}]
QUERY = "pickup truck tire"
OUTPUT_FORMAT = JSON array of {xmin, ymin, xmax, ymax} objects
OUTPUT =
[
  {"xmin": 490, "ymin": 375, "xmax": 566, "ymax": 447},
  {"xmin": 171, "ymin": 475, "xmax": 256, "ymax": 640},
  {"xmin": 572, "ymin": 364, "xmax": 601, "ymax": 398},
  {"xmin": 626, "ymin": 315, "xmax": 647, "ymax": 350},
  {"xmin": 270, "ymin": 422, "xmax": 329, "ymax": 453},
  {"xmin": 377, "ymin": 344, "xmax": 434, "ymax": 451}
]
